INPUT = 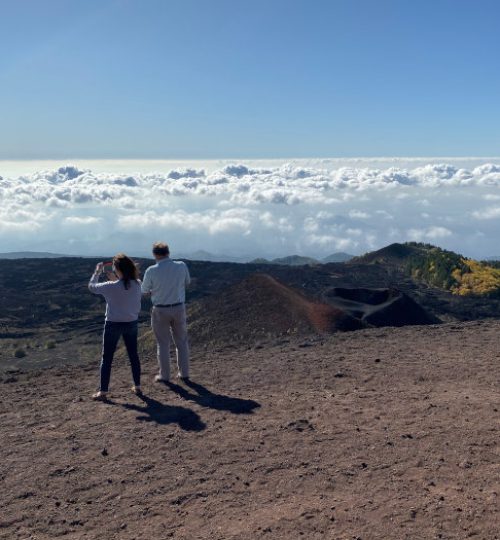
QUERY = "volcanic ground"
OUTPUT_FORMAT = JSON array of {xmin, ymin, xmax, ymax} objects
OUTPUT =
[{"xmin": 1, "ymin": 319, "xmax": 499, "ymax": 539}]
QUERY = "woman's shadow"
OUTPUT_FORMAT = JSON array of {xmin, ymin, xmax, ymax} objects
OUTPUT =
[
  {"xmin": 111, "ymin": 394, "xmax": 206, "ymax": 431},
  {"xmin": 164, "ymin": 379, "xmax": 261, "ymax": 415}
]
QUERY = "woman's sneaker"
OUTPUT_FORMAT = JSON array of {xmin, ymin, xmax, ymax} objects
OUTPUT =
[
  {"xmin": 131, "ymin": 385, "xmax": 143, "ymax": 395},
  {"xmin": 92, "ymin": 391, "xmax": 108, "ymax": 401}
]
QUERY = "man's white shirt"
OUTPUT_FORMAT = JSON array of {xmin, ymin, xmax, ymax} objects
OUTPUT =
[{"xmin": 141, "ymin": 258, "xmax": 190, "ymax": 305}]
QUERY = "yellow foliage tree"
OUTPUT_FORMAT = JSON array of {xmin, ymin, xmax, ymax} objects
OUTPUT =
[{"xmin": 451, "ymin": 259, "xmax": 500, "ymax": 296}]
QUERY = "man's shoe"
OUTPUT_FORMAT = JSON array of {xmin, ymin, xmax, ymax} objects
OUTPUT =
[
  {"xmin": 179, "ymin": 376, "xmax": 190, "ymax": 383},
  {"xmin": 154, "ymin": 375, "xmax": 169, "ymax": 383}
]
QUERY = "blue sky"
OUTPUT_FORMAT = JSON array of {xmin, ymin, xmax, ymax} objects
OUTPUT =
[{"xmin": 1, "ymin": 0, "xmax": 500, "ymax": 159}]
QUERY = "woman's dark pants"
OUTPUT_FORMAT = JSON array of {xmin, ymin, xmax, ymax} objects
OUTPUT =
[{"xmin": 100, "ymin": 320, "xmax": 141, "ymax": 392}]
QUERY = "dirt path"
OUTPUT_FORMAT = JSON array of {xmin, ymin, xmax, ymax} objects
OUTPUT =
[{"xmin": 1, "ymin": 320, "xmax": 499, "ymax": 539}]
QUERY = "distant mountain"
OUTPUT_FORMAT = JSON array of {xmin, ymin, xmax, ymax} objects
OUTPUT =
[
  {"xmin": 0, "ymin": 251, "xmax": 70, "ymax": 259},
  {"xmin": 178, "ymin": 250, "xmax": 248, "ymax": 263},
  {"xmin": 249, "ymin": 253, "xmax": 354, "ymax": 265},
  {"xmin": 181, "ymin": 252, "xmax": 356, "ymax": 265},
  {"xmin": 0, "ymin": 249, "xmax": 354, "ymax": 264},
  {"xmin": 186, "ymin": 252, "xmax": 326, "ymax": 265},
  {"xmin": 271, "ymin": 255, "xmax": 320, "ymax": 266},
  {"xmin": 322, "ymin": 252, "xmax": 354, "ymax": 263},
  {"xmin": 249, "ymin": 255, "xmax": 320, "ymax": 266},
  {"xmin": 250, "ymin": 258, "xmax": 272, "ymax": 264}
]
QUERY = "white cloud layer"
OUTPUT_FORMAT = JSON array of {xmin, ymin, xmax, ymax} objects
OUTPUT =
[{"xmin": 1, "ymin": 159, "xmax": 499, "ymax": 259}]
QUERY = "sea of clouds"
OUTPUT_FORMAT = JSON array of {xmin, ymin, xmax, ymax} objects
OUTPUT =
[{"xmin": 1, "ymin": 158, "xmax": 499, "ymax": 259}]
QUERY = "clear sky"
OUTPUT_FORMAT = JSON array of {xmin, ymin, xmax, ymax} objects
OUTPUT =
[{"xmin": 1, "ymin": 0, "xmax": 500, "ymax": 159}]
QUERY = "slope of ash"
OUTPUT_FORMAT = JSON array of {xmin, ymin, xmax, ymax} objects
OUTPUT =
[{"xmin": 187, "ymin": 273, "xmax": 365, "ymax": 347}]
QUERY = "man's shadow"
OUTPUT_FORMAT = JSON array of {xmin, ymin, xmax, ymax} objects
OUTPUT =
[
  {"xmin": 110, "ymin": 394, "xmax": 206, "ymax": 431},
  {"xmin": 164, "ymin": 379, "xmax": 260, "ymax": 415}
]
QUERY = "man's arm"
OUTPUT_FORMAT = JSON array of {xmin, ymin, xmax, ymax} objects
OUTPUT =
[
  {"xmin": 141, "ymin": 267, "xmax": 152, "ymax": 295},
  {"xmin": 184, "ymin": 264, "xmax": 191, "ymax": 287}
]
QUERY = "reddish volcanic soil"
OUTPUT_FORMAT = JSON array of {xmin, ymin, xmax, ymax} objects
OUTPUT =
[
  {"xmin": 188, "ymin": 273, "xmax": 365, "ymax": 348},
  {"xmin": 1, "ymin": 320, "xmax": 500, "ymax": 539}
]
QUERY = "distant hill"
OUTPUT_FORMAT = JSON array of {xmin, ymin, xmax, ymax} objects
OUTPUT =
[
  {"xmin": 0, "ymin": 251, "xmax": 70, "ymax": 259},
  {"xmin": 271, "ymin": 255, "xmax": 320, "ymax": 266},
  {"xmin": 354, "ymin": 243, "xmax": 500, "ymax": 297},
  {"xmin": 322, "ymin": 252, "xmax": 354, "ymax": 263},
  {"xmin": 0, "ymin": 250, "xmax": 354, "ymax": 265},
  {"xmin": 249, "ymin": 255, "xmax": 319, "ymax": 266},
  {"xmin": 178, "ymin": 250, "xmax": 247, "ymax": 263},
  {"xmin": 250, "ymin": 253, "xmax": 354, "ymax": 266}
]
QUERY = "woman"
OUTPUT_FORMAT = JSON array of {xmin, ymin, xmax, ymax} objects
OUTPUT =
[{"xmin": 88, "ymin": 253, "xmax": 142, "ymax": 401}]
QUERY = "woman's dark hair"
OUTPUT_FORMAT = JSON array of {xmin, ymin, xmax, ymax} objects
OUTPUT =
[{"xmin": 113, "ymin": 253, "xmax": 139, "ymax": 290}]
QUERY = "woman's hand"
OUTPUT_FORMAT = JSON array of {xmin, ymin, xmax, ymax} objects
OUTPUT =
[
  {"xmin": 95, "ymin": 262, "xmax": 104, "ymax": 274},
  {"xmin": 106, "ymin": 271, "xmax": 118, "ymax": 282}
]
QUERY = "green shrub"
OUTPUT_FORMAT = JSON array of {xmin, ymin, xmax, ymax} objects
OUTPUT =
[
  {"xmin": 45, "ymin": 340, "xmax": 56, "ymax": 350},
  {"xmin": 14, "ymin": 348, "xmax": 26, "ymax": 358}
]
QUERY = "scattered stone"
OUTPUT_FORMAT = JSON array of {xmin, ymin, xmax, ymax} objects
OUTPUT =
[
  {"xmin": 286, "ymin": 419, "xmax": 314, "ymax": 432},
  {"xmin": 17, "ymin": 491, "xmax": 35, "ymax": 499}
]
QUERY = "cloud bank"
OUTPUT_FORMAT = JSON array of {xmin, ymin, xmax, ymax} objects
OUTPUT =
[{"xmin": 1, "ymin": 160, "xmax": 499, "ymax": 259}]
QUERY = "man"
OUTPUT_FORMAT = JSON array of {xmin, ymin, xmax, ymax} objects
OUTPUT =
[{"xmin": 141, "ymin": 242, "xmax": 191, "ymax": 382}]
